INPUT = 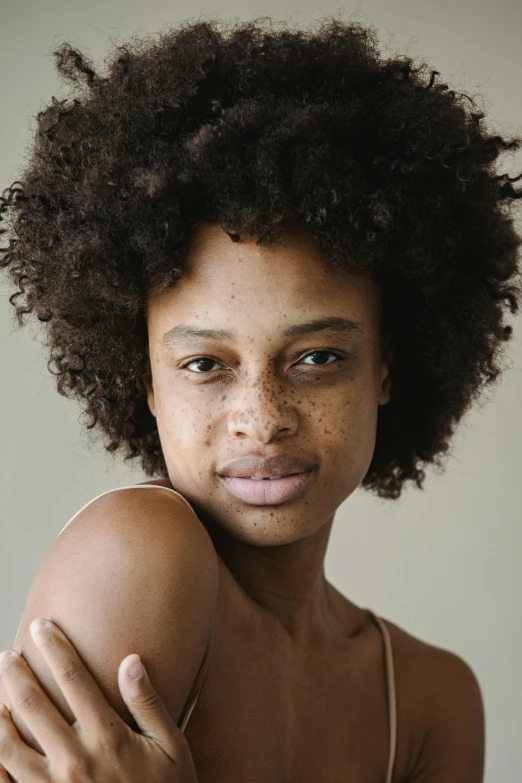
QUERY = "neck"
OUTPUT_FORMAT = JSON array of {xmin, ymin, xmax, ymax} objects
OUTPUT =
[{"xmin": 199, "ymin": 508, "xmax": 339, "ymax": 645}]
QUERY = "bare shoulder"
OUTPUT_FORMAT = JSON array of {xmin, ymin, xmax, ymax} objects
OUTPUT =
[
  {"xmin": 7, "ymin": 481, "xmax": 219, "ymax": 753},
  {"xmin": 378, "ymin": 615, "xmax": 485, "ymax": 782},
  {"xmin": 61, "ymin": 478, "xmax": 215, "ymax": 554},
  {"xmin": 51, "ymin": 479, "xmax": 220, "ymax": 625}
]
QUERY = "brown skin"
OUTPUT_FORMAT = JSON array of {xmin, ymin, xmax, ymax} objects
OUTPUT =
[
  {"xmin": 143, "ymin": 218, "xmax": 392, "ymax": 622},
  {"xmin": 1, "ymin": 220, "xmax": 485, "ymax": 782},
  {"xmin": 142, "ymin": 219, "xmax": 405, "ymax": 780},
  {"xmin": 140, "ymin": 221, "xmax": 485, "ymax": 782}
]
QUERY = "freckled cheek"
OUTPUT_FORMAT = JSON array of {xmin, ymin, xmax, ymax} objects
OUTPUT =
[{"xmin": 317, "ymin": 386, "xmax": 378, "ymax": 458}]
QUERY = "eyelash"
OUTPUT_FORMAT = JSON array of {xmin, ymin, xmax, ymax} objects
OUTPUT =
[{"xmin": 179, "ymin": 349, "xmax": 349, "ymax": 374}]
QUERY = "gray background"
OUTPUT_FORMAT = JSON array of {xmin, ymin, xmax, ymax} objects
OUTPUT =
[{"xmin": 1, "ymin": 1, "xmax": 521, "ymax": 780}]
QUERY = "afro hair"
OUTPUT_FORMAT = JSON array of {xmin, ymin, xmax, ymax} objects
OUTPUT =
[{"xmin": 1, "ymin": 15, "xmax": 521, "ymax": 500}]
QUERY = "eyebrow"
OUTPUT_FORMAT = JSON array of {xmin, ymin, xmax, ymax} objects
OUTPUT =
[{"xmin": 159, "ymin": 316, "xmax": 365, "ymax": 347}]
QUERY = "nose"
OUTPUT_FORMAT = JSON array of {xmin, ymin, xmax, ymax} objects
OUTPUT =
[{"xmin": 226, "ymin": 372, "xmax": 299, "ymax": 443}]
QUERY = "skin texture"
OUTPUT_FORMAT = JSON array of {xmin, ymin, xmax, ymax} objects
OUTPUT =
[
  {"xmin": 141, "ymin": 219, "xmax": 404, "ymax": 779},
  {"xmin": 0, "ymin": 487, "xmax": 219, "ymax": 762},
  {"xmin": 144, "ymin": 219, "xmax": 392, "ymax": 628},
  {"xmin": 0, "ymin": 218, "xmax": 485, "ymax": 783},
  {"xmin": 139, "ymin": 220, "xmax": 484, "ymax": 782}
]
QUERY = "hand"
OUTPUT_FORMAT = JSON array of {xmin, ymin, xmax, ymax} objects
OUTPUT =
[{"xmin": 0, "ymin": 618, "xmax": 199, "ymax": 782}]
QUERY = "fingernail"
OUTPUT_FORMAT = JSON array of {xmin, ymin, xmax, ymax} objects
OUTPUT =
[
  {"xmin": 128, "ymin": 660, "xmax": 144, "ymax": 680},
  {"xmin": 0, "ymin": 650, "xmax": 17, "ymax": 665},
  {"xmin": 30, "ymin": 619, "xmax": 52, "ymax": 646}
]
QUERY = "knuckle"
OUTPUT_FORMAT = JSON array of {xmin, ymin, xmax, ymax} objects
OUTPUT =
[
  {"xmin": 0, "ymin": 654, "xmax": 18, "ymax": 677},
  {"xmin": 131, "ymin": 687, "xmax": 162, "ymax": 712},
  {"xmin": 18, "ymin": 686, "xmax": 41, "ymax": 715},
  {"xmin": 96, "ymin": 722, "xmax": 125, "ymax": 753},
  {"xmin": 59, "ymin": 659, "xmax": 84, "ymax": 686},
  {"xmin": 57, "ymin": 752, "xmax": 91, "ymax": 782},
  {"xmin": 0, "ymin": 732, "xmax": 14, "ymax": 764}
]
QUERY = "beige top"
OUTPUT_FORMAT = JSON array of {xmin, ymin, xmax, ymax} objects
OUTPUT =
[{"xmin": 55, "ymin": 483, "xmax": 398, "ymax": 783}]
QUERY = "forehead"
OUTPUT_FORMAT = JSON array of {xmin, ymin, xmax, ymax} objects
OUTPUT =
[
  {"xmin": 147, "ymin": 220, "xmax": 381, "ymax": 326},
  {"xmin": 182, "ymin": 220, "xmax": 348, "ymax": 280}
]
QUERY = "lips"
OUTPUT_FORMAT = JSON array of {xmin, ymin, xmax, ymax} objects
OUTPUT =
[
  {"xmin": 246, "ymin": 474, "xmax": 294, "ymax": 480},
  {"xmin": 219, "ymin": 469, "xmax": 317, "ymax": 505},
  {"xmin": 217, "ymin": 453, "xmax": 318, "ymax": 479}
]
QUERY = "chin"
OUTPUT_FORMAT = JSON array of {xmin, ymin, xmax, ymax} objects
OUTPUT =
[{"xmin": 222, "ymin": 512, "xmax": 323, "ymax": 547}]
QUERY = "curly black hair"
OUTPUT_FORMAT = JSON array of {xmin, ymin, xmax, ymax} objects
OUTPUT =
[{"xmin": 1, "ymin": 15, "xmax": 521, "ymax": 500}]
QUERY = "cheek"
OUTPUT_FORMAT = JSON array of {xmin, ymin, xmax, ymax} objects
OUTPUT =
[
  {"xmin": 321, "ymin": 381, "xmax": 380, "ymax": 465},
  {"xmin": 155, "ymin": 381, "xmax": 212, "ymax": 445},
  {"xmin": 155, "ymin": 365, "xmax": 379, "ymax": 455}
]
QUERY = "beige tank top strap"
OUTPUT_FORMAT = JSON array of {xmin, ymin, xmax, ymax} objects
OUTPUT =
[
  {"xmin": 56, "ymin": 482, "xmax": 195, "ymax": 539},
  {"xmin": 367, "ymin": 610, "xmax": 397, "ymax": 783},
  {"xmin": 178, "ymin": 631, "xmax": 212, "ymax": 732}
]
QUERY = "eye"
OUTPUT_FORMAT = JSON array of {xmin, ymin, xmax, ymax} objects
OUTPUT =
[
  {"xmin": 179, "ymin": 350, "xmax": 347, "ymax": 374},
  {"xmin": 299, "ymin": 350, "xmax": 345, "ymax": 366},
  {"xmin": 180, "ymin": 357, "xmax": 223, "ymax": 373}
]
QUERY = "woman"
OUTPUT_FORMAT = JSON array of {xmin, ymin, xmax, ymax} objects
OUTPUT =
[{"xmin": 1, "ymin": 15, "xmax": 519, "ymax": 782}]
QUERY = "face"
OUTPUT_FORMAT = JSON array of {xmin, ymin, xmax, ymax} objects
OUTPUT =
[{"xmin": 144, "ymin": 220, "xmax": 392, "ymax": 546}]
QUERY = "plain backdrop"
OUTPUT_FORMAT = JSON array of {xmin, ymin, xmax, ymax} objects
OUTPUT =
[{"xmin": 1, "ymin": 1, "xmax": 521, "ymax": 780}]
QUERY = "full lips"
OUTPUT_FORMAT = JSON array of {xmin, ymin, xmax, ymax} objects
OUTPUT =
[{"xmin": 219, "ymin": 469, "xmax": 318, "ymax": 505}]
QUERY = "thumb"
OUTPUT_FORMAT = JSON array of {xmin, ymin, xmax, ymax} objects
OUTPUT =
[{"xmin": 118, "ymin": 653, "xmax": 181, "ymax": 753}]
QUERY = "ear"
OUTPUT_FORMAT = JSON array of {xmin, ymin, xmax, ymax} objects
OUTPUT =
[
  {"xmin": 142, "ymin": 351, "xmax": 157, "ymax": 418},
  {"xmin": 378, "ymin": 331, "xmax": 393, "ymax": 406}
]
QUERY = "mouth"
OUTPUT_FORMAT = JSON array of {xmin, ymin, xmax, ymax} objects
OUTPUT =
[
  {"xmin": 218, "ymin": 468, "xmax": 318, "ymax": 505},
  {"xmin": 241, "ymin": 472, "xmax": 303, "ymax": 480}
]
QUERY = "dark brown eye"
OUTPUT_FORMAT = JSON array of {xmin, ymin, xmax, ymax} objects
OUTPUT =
[
  {"xmin": 181, "ymin": 357, "xmax": 221, "ymax": 373},
  {"xmin": 299, "ymin": 350, "xmax": 345, "ymax": 366},
  {"xmin": 180, "ymin": 349, "xmax": 348, "ymax": 374}
]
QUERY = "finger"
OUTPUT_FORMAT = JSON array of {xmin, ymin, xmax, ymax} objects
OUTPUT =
[
  {"xmin": 118, "ymin": 654, "xmax": 181, "ymax": 758},
  {"xmin": 29, "ymin": 619, "xmax": 119, "ymax": 737},
  {"xmin": 0, "ymin": 650, "xmax": 76, "ymax": 762},
  {"xmin": 0, "ymin": 753, "xmax": 11, "ymax": 783},
  {"xmin": 0, "ymin": 702, "xmax": 49, "ymax": 782}
]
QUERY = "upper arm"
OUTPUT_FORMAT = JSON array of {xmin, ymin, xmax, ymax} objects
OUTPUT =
[
  {"xmin": 1, "ymin": 488, "xmax": 218, "ymax": 752},
  {"xmin": 408, "ymin": 648, "xmax": 486, "ymax": 782}
]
